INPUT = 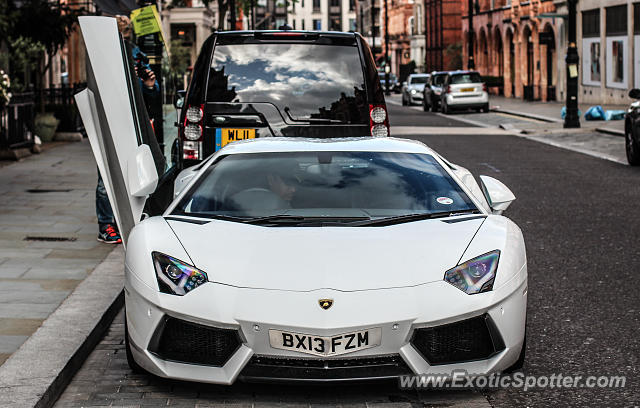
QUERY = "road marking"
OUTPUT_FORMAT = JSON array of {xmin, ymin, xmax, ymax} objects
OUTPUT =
[{"xmin": 480, "ymin": 162, "xmax": 502, "ymax": 172}]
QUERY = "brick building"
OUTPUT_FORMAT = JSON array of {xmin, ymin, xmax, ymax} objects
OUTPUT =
[
  {"xmin": 462, "ymin": 0, "xmax": 567, "ymax": 102},
  {"xmin": 383, "ymin": 0, "xmax": 414, "ymax": 77}
]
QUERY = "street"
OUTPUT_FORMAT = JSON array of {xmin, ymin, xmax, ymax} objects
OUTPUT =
[{"xmin": 48, "ymin": 98, "xmax": 640, "ymax": 407}]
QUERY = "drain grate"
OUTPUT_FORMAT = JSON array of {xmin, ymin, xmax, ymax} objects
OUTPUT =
[
  {"xmin": 24, "ymin": 236, "xmax": 77, "ymax": 242},
  {"xmin": 26, "ymin": 189, "xmax": 73, "ymax": 193}
]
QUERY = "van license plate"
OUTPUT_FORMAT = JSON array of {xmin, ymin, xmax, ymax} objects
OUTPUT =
[{"xmin": 215, "ymin": 128, "xmax": 256, "ymax": 151}]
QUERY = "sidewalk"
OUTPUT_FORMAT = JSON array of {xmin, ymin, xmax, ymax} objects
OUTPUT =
[
  {"xmin": 490, "ymin": 95, "xmax": 627, "ymax": 135},
  {"xmin": 0, "ymin": 140, "xmax": 116, "ymax": 366}
]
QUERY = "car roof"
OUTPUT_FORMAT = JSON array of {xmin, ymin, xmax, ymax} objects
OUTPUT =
[
  {"xmin": 447, "ymin": 70, "xmax": 480, "ymax": 75},
  {"xmin": 215, "ymin": 30, "xmax": 357, "ymax": 39},
  {"xmin": 410, "ymin": 73, "xmax": 430, "ymax": 77},
  {"xmin": 216, "ymin": 137, "xmax": 437, "ymax": 156}
]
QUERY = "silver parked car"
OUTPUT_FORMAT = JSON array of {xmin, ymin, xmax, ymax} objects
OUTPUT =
[
  {"xmin": 422, "ymin": 71, "xmax": 449, "ymax": 112},
  {"xmin": 401, "ymin": 74, "xmax": 430, "ymax": 106},
  {"xmin": 440, "ymin": 71, "xmax": 489, "ymax": 114}
]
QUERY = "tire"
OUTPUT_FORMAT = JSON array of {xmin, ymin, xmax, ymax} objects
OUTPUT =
[
  {"xmin": 505, "ymin": 332, "xmax": 526, "ymax": 373},
  {"xmin": 431, "ymin": 101, "xmax": 439, "ymax": 112},
  {"xmin": 125, "ymin": 313, "xmax": 145, "ymax": 374},
  {"xmin": 482, "ymin": 103, "xmax": 490, "ymax": 113},
  {"xmin": 626, "ymin": 125, "xmax": 640, "ymax": 165},
  {"xmin": 422, "ymin": 98, "xmax": 429, "ymax": 112},
  {"xmin": 402, "ymin": 96, "xmax": 408, "ymax": 106}
]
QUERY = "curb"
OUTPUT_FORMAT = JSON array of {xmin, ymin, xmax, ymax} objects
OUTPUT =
[
  {"xmin": 491, "ymin": 107, "xmax": 563, "ymax": 124},
  {"xmin": 595, "ymin": 127, "xmax": 625, "ymax": 137},
  {"xmin": 0, "ymin": 246, "xmax": 124, "ymax": 408}
]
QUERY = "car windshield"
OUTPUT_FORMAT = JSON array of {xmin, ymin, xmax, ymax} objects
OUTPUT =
[
  {"xmin": 207, "ymin": 44, "xmax": 368, "ymax": 124},
  {"xmin": 379, "ymin": 72, "xmax": 397, "ymax": 81},
  {"xmin": 173, "ymin": 151, "xmax": 478, "ymax": 222},
  {"xmin": 450, "ymin": 73, "xmax": 482, "ymax": 84},
  {"xmin": 410, "ymin": 76, "xmax": 429, "ymax": 84}
]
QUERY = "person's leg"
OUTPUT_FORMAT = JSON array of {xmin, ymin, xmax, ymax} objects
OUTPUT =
[{"xmin": 96, "ymin": 172, "xmax": 121, "ymax": 243}]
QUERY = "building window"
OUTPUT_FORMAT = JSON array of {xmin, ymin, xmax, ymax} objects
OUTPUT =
[
  {"xmin": 606, "ymin": 5, "xmax": 627, "ymax": 36},
  {"xmin": 349, "ymin": 0, "xmax": 355, "ymax": 11},
  {"xmin": 408, "ymin": 16, "xmax": 415, "ymax": 36},
  {"xmin": 302, "ymin": 0, "xmax": 304, "ymax": 7},
  {"xmin": 416, "ymin": 4, "xmax": 422, "ymax": 34},
  {"xmin": 349, "ymin": 18, "xmax": 356, "ymax": 31},
  {"xmin": 605, "ymin": 5, "xmax": 628, "ymax": 88},
  {"xmin": 302, "ymin": 19, "xmax": 306, "ymax": 29},
  {"xmin": 293, "ymin": 19, "xmax": 297, "ymax": 29},
  {"xmin": 313, "ymin": 0, "xmax": 320, "ymax": 11},
  {"xmin": 330, "ymin": 0, "xmax": 339, "ymax": 7},
  {"xmin": 582, "ymin": 9, "xmax": 601, "ymax": 86},
  {"xmin": 582, "ymin": 9, "xmax": 599, "ymax": 37},
  {"xmin": 313, "ymin": 19, "xmax": 322, "ymax": 30}
]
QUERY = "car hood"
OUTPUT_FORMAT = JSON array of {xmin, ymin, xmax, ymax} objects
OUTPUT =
[{"xmin": 167, "ymin": 216, "xmax": 485, "ymax": 292}]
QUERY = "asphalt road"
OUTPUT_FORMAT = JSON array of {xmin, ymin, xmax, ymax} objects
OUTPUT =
[{"xmin": 55, "ymin": 102, "xmax": 639, "ymax": 407}]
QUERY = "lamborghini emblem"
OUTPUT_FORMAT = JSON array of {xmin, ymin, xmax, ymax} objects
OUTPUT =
[{"xmin": 318, "ymin": 299, "xmax": 334, "ymax": 310}]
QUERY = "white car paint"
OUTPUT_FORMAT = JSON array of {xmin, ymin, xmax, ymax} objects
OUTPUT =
[{"xmin": 75, "ymin": 16, "xmax": 527, "ymax": 385}]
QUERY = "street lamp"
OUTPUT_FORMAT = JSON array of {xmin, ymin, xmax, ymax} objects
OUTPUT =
[
  {"xmin": 564, "ymin": 0, "xmax": 580, "ymax": 128},
  {"xmin": 467, "ymin": 0, "xmax": 476, "ymax": 69},
  {"xmin": 384, "ymin": 0, "xmax": 390, "ymax": 95}
]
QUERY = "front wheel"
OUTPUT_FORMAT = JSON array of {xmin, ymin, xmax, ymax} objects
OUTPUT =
[
  {"xmin": 422, "ymin": 98, "xmax": 429, "ymax": 112},
  {"xmin": 626, "ymin": 126, "xmax": 640, "ymax": 165},
  {"xmin": 442, "ymin": 101, "xmax": 449, "ymax": 114},
  {"xmin": 482, "ymin": 103, "xmax": 490, "ymax": 113},
  {"xmin": 402, "ymin": 96, "xmax": 408, "ymax": 106}
]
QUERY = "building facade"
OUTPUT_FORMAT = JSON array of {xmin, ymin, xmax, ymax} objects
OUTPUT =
[
  {"xmin": 356, "ymin": 0, "xmax": 383, "ymax": 59},
  {"xmin": 579, "ymin": 0, "xmax": 637, "ymax": 105},
  {"xmin": 286, "ymin": 0, "xmax": 357, "ymax": 32},
  {"xmin": 462, "ymin": 0, "xmax": 566, "ymax": 101},
  {"xmin": 384, "ymin": 0, "xmax": 414, "ymax": 78},
  {"xmin": 161, "ymin": 0, "xmax": 216, "ymax": 68},
  {"xmin": 414, "ymin": 0, "xmax": 462, "ymax": 73}
]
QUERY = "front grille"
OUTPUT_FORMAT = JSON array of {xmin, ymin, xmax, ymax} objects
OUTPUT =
[
  {"xmin": 411, "ymin": 314, "xmax": 505, "ymax": 365},
  {"xmin": 148, "ymin": 316, "xmax": 241, "ymax": 366},
  {"xmin": 240, "ymin": 355, "xmax": 412, "ymax": 382}
]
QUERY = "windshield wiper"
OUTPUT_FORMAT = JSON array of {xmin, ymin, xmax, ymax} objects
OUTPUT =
[
  {"xmin": 283, "ymin": 107, "xmax": 343, "ymax": 124},
  {"xmin": 244, "ymin": 215, "xmax": 370, "ymax": 226},
  {"xmin": 349, "ymin": 210, "xmax": 481, "ymax": 227}
]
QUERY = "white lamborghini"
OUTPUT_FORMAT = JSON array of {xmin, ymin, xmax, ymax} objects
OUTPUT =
[{"xmin": 75, "ymin": 17, "xmax": 527, "ymax": 384}]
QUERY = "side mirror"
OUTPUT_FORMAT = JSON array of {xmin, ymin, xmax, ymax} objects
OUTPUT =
[
  {"xmin": 128, "ymin": 144, "xmax": 159, "ymax": 197},
  {"xmin": 479, "ymin": 175, "xmax": 516, "ymax": 215},
  {"xmin": 174, "ymin": 90, "xmax": 186, "ymax": 109},
  {"xmin": 629, "ymin": 89, "xmax": 640, "ymax": 99},
  {"xmin": 173, "ymin": 166, "xmax": 199, "ymax": 199}
]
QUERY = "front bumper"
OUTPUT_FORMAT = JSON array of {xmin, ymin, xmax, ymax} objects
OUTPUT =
[{"xmin": 125, "ymin": 264, "xmax": 527, "ymax": 384}]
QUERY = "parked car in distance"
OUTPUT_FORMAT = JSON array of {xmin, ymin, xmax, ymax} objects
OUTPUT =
[
  {"xmin": 174, "ymin": 30, "xmax": 388, "ymax": 168},
  {"xmin": 625, "ymin": 88, "xmax": 640, "ymax": 165},
  {"xmin": 378, "ymin": 70, "xmax": 400, "ymax": 93},
  {"xmin": 422, "ymin": 71, "xmax": 449, "ymax": 112},
  {"xmin": 440, "ymin": 71, "xmax": 489, "ymax": 114},
  {"xmin": 401, "ymin": 73, "xmax": 430, "ymax": 106}
]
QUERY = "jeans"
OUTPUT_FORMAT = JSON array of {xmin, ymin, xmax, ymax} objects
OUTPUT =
[{"xmin": 96, "ymin": 172, "xmax": 115, "ymax": 228}]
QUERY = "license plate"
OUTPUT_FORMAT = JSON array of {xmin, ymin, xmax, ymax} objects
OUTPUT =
[
  {"xmin": 461, "ymin": 87, "xmax": 475, "ymax": 92},
  {"xmin": 269, "ymin": 328, "xmax": 382, "ymax": 357},
  {"xmin": 215, "ymin": 128, "xmax": 255, "ymax": 151}
]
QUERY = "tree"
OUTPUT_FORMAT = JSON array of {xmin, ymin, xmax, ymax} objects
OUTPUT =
[{"xmin": 8, "ymin": 0, "xmax": 83, "ymax": 110}]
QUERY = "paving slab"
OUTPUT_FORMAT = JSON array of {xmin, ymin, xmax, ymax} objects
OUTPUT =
[{"xmin": 0, "ymin": 140, "xmax": 120, "ymax": 366}]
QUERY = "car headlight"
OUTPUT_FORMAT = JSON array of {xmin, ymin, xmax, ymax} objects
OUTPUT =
[
  {"xmin": 152, "ymin": 252, "xmax": 208, "ymax": 295},
  {"xmin": 444, "ymin": 250, "xmax": 500, "ymax": 295},
  {"xmin": 411, "ymin": 89, "xmax": 417, "ymax": 94}
]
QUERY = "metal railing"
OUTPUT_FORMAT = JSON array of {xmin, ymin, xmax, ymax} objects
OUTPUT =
[{"xmin": 1, "ymin": 92, "xmax": 36, "ymax": 149}]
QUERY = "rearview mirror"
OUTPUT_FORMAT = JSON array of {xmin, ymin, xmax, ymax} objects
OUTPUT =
[
  {"xmin": 174, "ymin": 90, "xmax": 186, "ymax": 109},
  {"xmin": 128, "ymin": 144, "xmax": 159, "ymax": 197},
  {"xmin": 629, "ymin": 89, "xmax": 640, "ymax": 99},
  {"xmin": 479, "ymin": 175, "xmax": 516, "ymax": 215}
]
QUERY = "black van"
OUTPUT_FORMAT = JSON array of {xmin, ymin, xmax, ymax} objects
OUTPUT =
[{"xmin": 176, "ymin": 30, "xmax": 388, "ymax": 167}]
